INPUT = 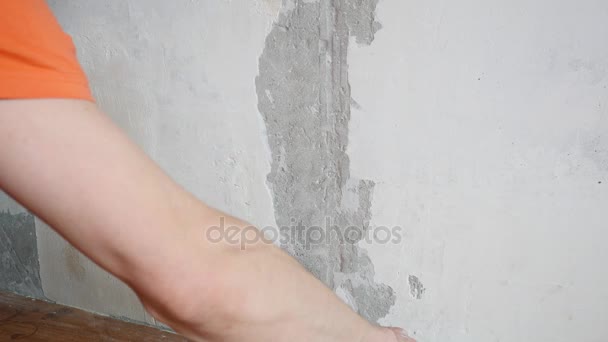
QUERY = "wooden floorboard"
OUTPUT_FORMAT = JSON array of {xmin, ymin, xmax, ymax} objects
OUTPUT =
[{"xmin": 0, "ymin": 291, "xmax": 189, "ymax": 341}]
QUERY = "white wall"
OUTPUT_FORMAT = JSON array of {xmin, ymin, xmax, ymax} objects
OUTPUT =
[
  {"xmin": 42, "ymin": 0, "xmax": 278, "ymax": 323},
  {"xmin": 12, "ymin": 0, "xmax": 606, "ymax": 340},
  {"xmin": 350, "ymin": 0, "xmax": 608, "ymax": 341}
]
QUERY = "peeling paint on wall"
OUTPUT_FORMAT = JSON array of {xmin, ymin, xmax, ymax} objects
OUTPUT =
[
  {"xmin": 256, "ymin": 0, "xmax": 394, "ymax": 322},
  {"xmin": 0, "ymin": 211, "xmax": 44, "ymax": 299}
]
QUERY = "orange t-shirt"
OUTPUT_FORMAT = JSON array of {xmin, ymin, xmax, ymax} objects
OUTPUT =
[{"xmin": 0, "ymin": 0, "xmax": 93, "ymax": 101}]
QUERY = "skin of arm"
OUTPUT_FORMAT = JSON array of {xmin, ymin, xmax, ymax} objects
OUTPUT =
[{"xmin": 0, "ymin": 99, "xmax": 413, "ymax": 342}]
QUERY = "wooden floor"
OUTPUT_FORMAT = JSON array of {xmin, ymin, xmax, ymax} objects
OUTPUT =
[{"xmin": 0, "ymin": 291, "xmax": 189, "ymax": 341}]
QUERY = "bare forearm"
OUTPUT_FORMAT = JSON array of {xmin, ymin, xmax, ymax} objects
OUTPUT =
[
  {"xmin": 0, "ymin": 99, "xmax": 215, "ymax": 290},
  {"xmin": 0, "ymin": 99, "xmax": 410, "ymax": 342}
]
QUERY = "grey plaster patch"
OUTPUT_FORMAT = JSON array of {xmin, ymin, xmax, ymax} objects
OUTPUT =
[
  {"xmin": 408, "ymin": 275, "xmax": 425, "ymax": 299},
  {"xmin": 256, "ymin": 0, "xmax": 394, "ymax": 322},
  {"xmin": 343, "ymin": 0, "xmax": 382, "ymax": 45},
  {"xmin": 0, "ymin": 211, "xmax": 44, "ymax": 299}
]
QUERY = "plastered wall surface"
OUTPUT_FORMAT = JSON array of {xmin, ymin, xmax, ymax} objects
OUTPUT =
[
  {"xmin": 256, "ymin": 0, "xmax": 396, "ymax": 321},
  {"xmin": 1, "ymin": 0, "xmax": 606, "ymax": 340},
  {"xmin": 0, "ymin": 194, "xmax": 43, "ymax": 299},
  {"xmin": 40, "ymin": 0, "xmax": 278, "ymax": 324},
  {"xmin": 348, "ymin": 0, "xmax": 608, "ymax": 341}
]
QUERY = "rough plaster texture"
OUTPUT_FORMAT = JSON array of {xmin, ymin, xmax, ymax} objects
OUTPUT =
[
  {"xmin": 40, "ymin": 0, "xmax": 278, "ymax": 324},
  {"xmin": 3, "ymin": 0, "xmax": 605, "ymax": 340},
  {"xmin": 256, "ymin": 0, "xmax": 394, "ymax": 322},
  {"xmin": 0, "ymin": 194, "xmax": 43, "ymax": 299},
  {"xmin": 348, "ymin": 0, "xmax": 608, "ymax": 341}
]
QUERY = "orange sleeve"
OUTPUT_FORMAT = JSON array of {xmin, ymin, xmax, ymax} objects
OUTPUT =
[{"xmin": 0, "ymin": 0, "xmax": 93, "ymax": 101}]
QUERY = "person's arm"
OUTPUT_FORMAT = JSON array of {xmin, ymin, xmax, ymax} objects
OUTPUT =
[{"xmin": 0, "ymin": 99, "xmax": 412, "ymax": 342}]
